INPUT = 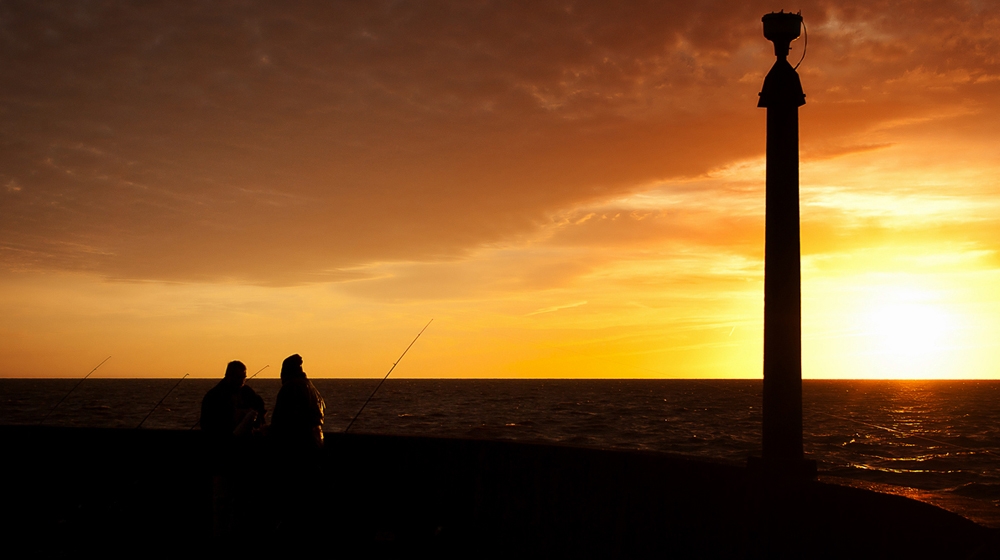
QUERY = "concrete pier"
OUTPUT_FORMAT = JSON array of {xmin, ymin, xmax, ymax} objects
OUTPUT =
[{"xmin": 1, "ymin": 426, "xmax": 990, "ymax": 557}]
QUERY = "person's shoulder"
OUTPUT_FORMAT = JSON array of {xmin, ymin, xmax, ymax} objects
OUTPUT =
[
  {"xmin": 305, "ymin": 379, "xmax": 324, "ymax": 400},
  {"xmin": 276, "ymin": 379, "xmax": 303, "ymax": 397},
  {"xmin": 239, "ymin": 384, "xmax": 265, "ymax": 405},
  {"xmin": 302, "ymin": 376, "xmax": 322, "ymax": 388},
  {"xmin": 203, "ymin": 380, "xmax": 227, "ymax": 399},
  {"xmin": 239, "ymin": 384, "xmax": 261, "ymax": 396}
]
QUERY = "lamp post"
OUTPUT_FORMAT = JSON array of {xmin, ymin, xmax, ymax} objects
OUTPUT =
[{"xmin": 758, "ymin": 11, "xmax": 808, "ymax": 471}]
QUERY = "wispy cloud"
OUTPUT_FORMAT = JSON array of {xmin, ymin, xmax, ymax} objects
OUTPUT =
[{"xmin": 526, "ymin": 301, "xmax": 589, "ymax": 316}]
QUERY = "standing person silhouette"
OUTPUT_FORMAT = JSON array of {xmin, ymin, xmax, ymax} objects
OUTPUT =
[
  {"xmin": 270, "ymin": 354, "xmax": 325, "ymax": 450},
  {"xmin": 199, "ymin": 360, "xmax": 267, "ymax": 537},
  {"xmin": 268, "ymin": 354, "xmax": 326, "ymax": 535}
]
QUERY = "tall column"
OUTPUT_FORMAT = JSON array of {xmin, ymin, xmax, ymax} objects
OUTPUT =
[{"xmin": 758, "ymin": 12, "xmax": 806, "ymax": 466}]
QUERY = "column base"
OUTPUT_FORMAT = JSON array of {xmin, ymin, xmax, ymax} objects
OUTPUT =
[{"xmin": 747, "ymin": 455, "xmax": 817, "ymax": 480}]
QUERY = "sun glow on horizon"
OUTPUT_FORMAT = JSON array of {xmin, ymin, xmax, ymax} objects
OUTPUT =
[
  {"xmin": 802, "ymin": 269, "xmax": 1000, "ymax": 380},
  {"xmin": 855, "ymin": 288, "xmax": 961, "ymax": 379}
]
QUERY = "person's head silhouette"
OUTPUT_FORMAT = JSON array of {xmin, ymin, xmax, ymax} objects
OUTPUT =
[
  {"xmin": 281, "ymin": 354, "xmax": 305, "ymax": 383},
  {"xmin": 224, "ymin": 360, "xmax": 247, "ymax": 386}
]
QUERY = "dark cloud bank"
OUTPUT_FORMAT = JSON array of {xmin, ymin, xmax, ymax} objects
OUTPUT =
[{"xmin": 1, "ymin": 1, "xmax": 996, "ymax": 284}]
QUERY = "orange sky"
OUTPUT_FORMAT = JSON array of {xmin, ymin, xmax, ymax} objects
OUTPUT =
[{"xmin": 2, "ymin": 1, "xmax": 999, "ymax": 379}]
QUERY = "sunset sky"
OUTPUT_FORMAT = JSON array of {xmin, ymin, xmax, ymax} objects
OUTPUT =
[{"xmin": 2, "ymin": 1, "xmax": 999, "ymax": 379}]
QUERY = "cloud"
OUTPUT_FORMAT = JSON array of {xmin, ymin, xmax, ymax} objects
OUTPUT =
[
  {"xmin": 526, "ymin": 301, "xmax": 588, "ymax": 316},
  {"xmin": 0, "ymin": 1, "xmax": 998, "ymax": 284}
]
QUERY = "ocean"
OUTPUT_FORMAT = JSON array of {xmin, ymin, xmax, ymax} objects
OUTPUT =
[{"xmin": 3, "ymin": 378, "xmax": 999, "ymax": 527}]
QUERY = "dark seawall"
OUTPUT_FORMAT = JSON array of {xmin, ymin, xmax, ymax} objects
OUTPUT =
[{"xmin": 1, "ymin": 426, "xmax": 995, "ymax": 558}]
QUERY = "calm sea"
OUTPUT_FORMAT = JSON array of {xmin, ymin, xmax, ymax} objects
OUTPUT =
[{"xmin": 3, "ymin": 379, "xmax": 999, "ymax": 526}]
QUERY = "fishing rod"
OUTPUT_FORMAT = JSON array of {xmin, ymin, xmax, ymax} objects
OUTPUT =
[
  {"xmin": 39, "ymin": 355, "xmax": 111, "ymax": 426},
  {"xmin": 137, "ymin": 373, "xmax": 189, "ymax": 429},
  {"xmin": 247, "ymin": 364, "xmax": 269, "ymax": 380},
  {"xmin": 344, "ymin": 319, "xmax": 433, "ymax": 433}
]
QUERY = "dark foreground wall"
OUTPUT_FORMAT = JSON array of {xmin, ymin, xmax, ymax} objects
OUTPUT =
[{"xmin": 1, "ymin": 426, "xmax": 996, "ymax": 558}]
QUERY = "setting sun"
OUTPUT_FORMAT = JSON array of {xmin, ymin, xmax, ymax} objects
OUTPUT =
[{"xmin": 857, "ymin": 288, "xmax": 960, "ymax": 379}]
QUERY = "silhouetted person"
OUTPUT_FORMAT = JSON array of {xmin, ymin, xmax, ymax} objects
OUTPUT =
[
  {"xmin": 200, "ymin": 360, "xmax": 267, "ymax": 438},
  {"xmin": 200, "ymin": 360, "xmax": 266, "ymax": 537},
  {"xmin": 270, "ymin": 353, "xmax": 325, "ymax": 450},
  {"xmin": 268, "ymin": 354, "xmax": 325, "ymax": 535}
]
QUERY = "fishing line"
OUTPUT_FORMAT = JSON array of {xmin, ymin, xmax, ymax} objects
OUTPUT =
[
  {"xmin": 344, "ymin": 319, "xmax": 433, "ymax": 433},
  {"xmin": 38, "ymin": 355, "xmax": 111, "ymax": 426},
  {"xmin": 137, "ymin": 373, "xmax": 188, "ymax": 429}
]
